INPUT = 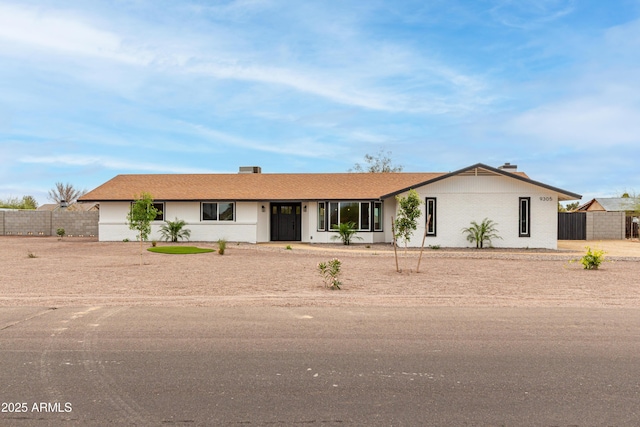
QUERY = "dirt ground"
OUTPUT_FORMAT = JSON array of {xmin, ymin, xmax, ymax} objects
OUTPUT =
[{"xmin": 1, "ymin": 236, "xmax": 639, "ymax": 308}]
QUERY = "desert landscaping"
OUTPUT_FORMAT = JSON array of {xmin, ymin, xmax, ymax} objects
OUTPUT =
[{"xmin": 2, "ymin": 236, "xmax": 639, "ymax": 308}]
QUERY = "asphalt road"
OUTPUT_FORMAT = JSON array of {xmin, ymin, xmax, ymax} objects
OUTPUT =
[{"xmin": 1, "ymin": 306, "xmax": 639, "ymax": 426}]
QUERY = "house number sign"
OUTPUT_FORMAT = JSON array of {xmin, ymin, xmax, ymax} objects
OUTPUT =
[{"xmin": 539, "ymin": 197, "xmax": 553, "ymax": 201}]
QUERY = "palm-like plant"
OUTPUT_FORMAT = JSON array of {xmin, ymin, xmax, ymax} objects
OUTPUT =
[
  {"xmin": 159, "ymin": 218, "xmax": 191, "ymax": 242},
  {"xmin": 330, "ymin": 221, "xmax": 362, "ymax": 245},
  {"xmin": 461, "ymin": 218, "xmax": 502, "ymax": 249}
]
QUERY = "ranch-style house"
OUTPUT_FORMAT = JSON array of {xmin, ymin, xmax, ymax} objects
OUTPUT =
[{"xmin": 79, "ymin": 163, "xmax": 581, "ymax": 249}]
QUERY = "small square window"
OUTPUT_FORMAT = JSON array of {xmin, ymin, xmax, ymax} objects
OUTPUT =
[
  {"xmin": 219, "ymin": 203, "xmax": 234, "ymax": 221},
  {"xmin": 202, "ymin": 202, "xmax": 235, "ymax": 221}
]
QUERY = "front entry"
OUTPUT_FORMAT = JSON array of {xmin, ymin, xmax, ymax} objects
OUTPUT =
[{"xmin": 270, "ymin": 203, "xmax": 302, "ymax": 241}]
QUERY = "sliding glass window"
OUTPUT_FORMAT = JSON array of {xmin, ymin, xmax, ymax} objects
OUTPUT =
[{"xmin": 202, "ymin": 202, "xmax": 235, "ymax": 221}]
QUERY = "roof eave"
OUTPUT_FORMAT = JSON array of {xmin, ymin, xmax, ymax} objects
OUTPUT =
[{"xmin": 380, "ymin": 163, "xmax": 582, "ymax": 201}]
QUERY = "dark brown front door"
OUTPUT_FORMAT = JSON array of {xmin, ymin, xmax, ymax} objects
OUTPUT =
[{"xmin": 270, "ymin": 203, "xmax": 302, "ymax": 241}]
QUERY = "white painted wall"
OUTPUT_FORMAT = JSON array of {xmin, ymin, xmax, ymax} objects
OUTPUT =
[
  {"xmin": 256, "ymin": 202, "xmax": 271, "ymax": 243},
  {"xmin": 398, "ymin": 175, "xmax": 559, "ymax": 249},
  {"xmin": 98, "ymin": 201, "xmax": 261, "ymax": 242}
]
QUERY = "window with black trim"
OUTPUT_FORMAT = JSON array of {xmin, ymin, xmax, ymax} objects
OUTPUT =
[
  {"xmin": 202, "ymin": 202, "xmax": 235, "ymax": 221},
  {"xmin": 152, "ymin": 202, "xmax": 164, "ymax": 221},
  {"xmin": 373, "ymin": 202, "xmax": 383, "ymax": 231},
  {"xmin": 519, "ymin": 197, "xmax": 530, "ymax": 237},
  {"xmin": 425, "ymin": 197, "xmax": 436, "ymax": 236},
  {"xmin": 130, "ymin": 202, "xmax": 164, "ymax": 221},
  {"xmin": 328, "ymin": 201, "xmax": 374, "ymax": 231},
  {"xmin": 317, "ymin": 202, "xmax": 326, "ymax": 231}
]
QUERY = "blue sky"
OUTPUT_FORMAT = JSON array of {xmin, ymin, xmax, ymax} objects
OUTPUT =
[{"xmin": 1, "ymin": 0, "xmax": 639, "ymax": 205}]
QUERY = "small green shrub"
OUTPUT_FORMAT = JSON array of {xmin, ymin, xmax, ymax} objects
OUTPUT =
[
  {"xmin": 330, "ymin": 221, "xmax": 362, "ymax": 245},
  {"xmin": 123, "ymin": 238, "xmax": 130, "ymax": 242},
  {"xmin": 577, "ymin": 247, "xmax": 606, "ymax": 270},
  {"xmin": 151, "ymin": 240, "xmax": 157, "ymax": 247},
  {"xmin": 317, "ymin": 258, "xmax": 342, "ymax": 290},
  {"xmin": 285, "ymin": 245, "xmax": 292, "ymax": 250},
  {"xmin": 461, "ymin": 218, "xmax": 502, "ymax": 249},
  {"xmin": 429, "ymin": 244, "xmax": 441, "ymax": 250},
  {"xmin": 56, "ymin": 228, "xmax": 65, "ymax": 238},
  {"xmin": 27, "ymin": 251, "xmax": 37, "ymax": 258},
  {"xmin": 217, "ymin": 239, "xmax": 227, "ymax": 255},
  {"xmin": 159, "ymin": 218, "xmax": 191, "ymax": 242}
]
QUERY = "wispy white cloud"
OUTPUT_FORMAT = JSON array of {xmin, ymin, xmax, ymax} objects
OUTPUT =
[
  {"xmin": 503, "ymin": 99, "xmax": 640, "ymax": 148},
  {"xmin": 497, "ymin": 14, "xmax": 640, "ymax": 150},
  {"xmin": 0, "ymin": 2, "xmax": 491, "ymax": 114},
  {"xmin": 182, "ymin": 122, "xmax": 342, "ymax": 159},
  {"xmin": 0, "ymin": 3, "xmax": 152, "ymax": 65},
  {"xmin": 19, "ymin": 155, "xmax": 214, "ymax": 174},
  {"xmin": 489, "ymin": 0, "xmax": 576, "ymax": 29}
]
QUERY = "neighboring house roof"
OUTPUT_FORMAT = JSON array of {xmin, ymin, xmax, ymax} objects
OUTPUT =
[
  {"xmin": 36, "ymin": 204, "xmax": 59, "ymax": 211},
  {"xmin": 36, "ymin": 202, "xmax": 99, "ymax": 211},
  {"xmin": 79, "ymin": 163, "xmax": 581, "ymax": 202},
  {"xmin": 577, "ymin": 197, "xmax": 639, "ymax": 212}
]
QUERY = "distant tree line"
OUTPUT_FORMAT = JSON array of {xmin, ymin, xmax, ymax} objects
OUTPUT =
[
  {"xmin": 0, "ymin": 195, "xmax": 38, "ymax": 210},
  {"xmin": 1, "ymin": 182, "xmax": 87, "ymax": 210}
]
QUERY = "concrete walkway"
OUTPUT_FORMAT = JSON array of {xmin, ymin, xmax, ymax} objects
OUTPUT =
[{"xmin": 260, "ymin": 240, "xmax": 640, "ymax": 258}]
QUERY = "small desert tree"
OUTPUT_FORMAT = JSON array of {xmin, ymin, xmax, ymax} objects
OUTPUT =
[
  {"xmin": 393, "ymin": 189, "xmax": 423, "ymax": 271},
  {"xmin": 127, "ymin": 192, "xmax": 160, "ymax": 265}
]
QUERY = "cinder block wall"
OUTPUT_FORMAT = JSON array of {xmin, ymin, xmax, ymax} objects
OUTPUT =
[
  {"xmin": 1, "ymin": 211, "xmax": 99, "ymax": 237},
  {"xmin": 4, "ymin": 211, "xmax": 51, "ymax": 235},
  {"xmin": 586, "ymin": 211, "xmax": 625, "ymax": 240},
  {"xmin": 52, "ymin": 211, "xmax": 99, "ymax": 236}
]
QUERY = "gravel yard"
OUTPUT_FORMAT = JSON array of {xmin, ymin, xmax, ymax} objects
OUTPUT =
[{"xmin": 2, "ymin": 236, "xmax": 639, "ymax": 307}]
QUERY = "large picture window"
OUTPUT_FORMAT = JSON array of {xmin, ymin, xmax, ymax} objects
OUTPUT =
[
  {"xmin": 328, "ymin": 201, "xmax": 374, "ymax": 231},
  {"xmin": 202, "ymin": 202, "xmax": 235, "ymax": 221},
  {"xmin": 519, "ymin": 197, "xmax": 530, "ymax": 237},
  {"xmin": 425, "ymin": 197, "xmax": 436, "ymax": 236}
]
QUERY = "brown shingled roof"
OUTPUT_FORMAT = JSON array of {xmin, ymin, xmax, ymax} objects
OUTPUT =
[
  {"xmin": 79, "ymin": 163, "xmax": 582, "ymax": 203},
  {"xmin": 79, "ymin": 172, "xmax": 444, "ymax": 201}
]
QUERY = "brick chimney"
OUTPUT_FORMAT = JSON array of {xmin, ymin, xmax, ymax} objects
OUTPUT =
[{"xmin": 498, "ymin": 162, "xmax": 517, "ymax": 173}]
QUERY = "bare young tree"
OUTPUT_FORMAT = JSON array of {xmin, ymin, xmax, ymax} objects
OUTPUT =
[
  {"xmin": 48, "ymin": 182, "xmax": 87, "ymax": 204},
  {"xmin": 350, "ymin": 149, "xmax": 404, "ymax": 173}
]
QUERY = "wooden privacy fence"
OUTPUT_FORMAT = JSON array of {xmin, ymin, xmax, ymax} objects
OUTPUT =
[{"xmin": 558, "ymin": 212, "xmax": 586, "ymax": 240}]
